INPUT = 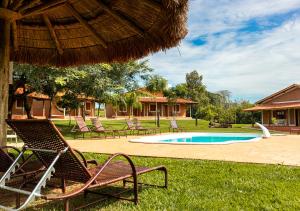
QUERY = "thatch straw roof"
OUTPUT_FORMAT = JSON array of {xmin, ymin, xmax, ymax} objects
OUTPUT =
[{"xmin": 5, "ymin": 0, "xmax": 188, "ymax": 67}]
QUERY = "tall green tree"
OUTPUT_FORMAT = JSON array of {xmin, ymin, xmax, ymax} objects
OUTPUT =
[
  {"xmin": 10, "ymin": 64, "xmax": 69, "ymax": 119},
  {"xmin": 145, "ymin": 75, "xmax": 168, "ymax": 92}
]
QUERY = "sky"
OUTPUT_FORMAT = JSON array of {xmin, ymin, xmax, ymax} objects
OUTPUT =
[{"xmin": 147, "ymin": 0, "xmax": 300, "ymax": 103}]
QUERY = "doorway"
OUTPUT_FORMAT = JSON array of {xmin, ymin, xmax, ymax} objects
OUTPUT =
[{"xmin": 163, "ymin": 105, "xmax": 168, "ymax": 117}]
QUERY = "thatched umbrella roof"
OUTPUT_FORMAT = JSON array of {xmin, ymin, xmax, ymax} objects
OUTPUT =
[
  {"xmin": 0, "ymin": 0, "xmax": 188, "ymax": 145},
  {"xmin": 2, "ymin": 0, "xmax": 188, "ymax": 66}
]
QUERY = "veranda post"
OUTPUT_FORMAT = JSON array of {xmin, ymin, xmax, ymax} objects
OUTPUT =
[{"xmin": 0, "ymin": 0, "xmax": 11, "ymax": 146}]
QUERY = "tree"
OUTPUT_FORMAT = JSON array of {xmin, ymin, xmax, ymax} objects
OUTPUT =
[
  {"xmin": 9, "ymin": 64, "xmax": 68, "ymax": 119},
  {"xmin": 57, "ymin": 92, "xmax": 80, "ymax": 126},
  {"xmin": 145, "ymin": 75, "xmax": 168, "ymax": 92},
  {"xmin": 124, "ymin": 92, "xmax": 142, "ymax": 118},
  {"xmin": 172, "ymin": 83, "xmax": 189, "ymax": 98},
  {"xmin": 106, "ymin": 94, "xmax": 126, "ymax": 118},
  {"xmin": 106, "ymin": 60, "xmax": 153, "ymax": 92}
]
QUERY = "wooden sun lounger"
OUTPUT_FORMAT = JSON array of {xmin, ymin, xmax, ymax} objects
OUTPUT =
[
  {"xmin": 4, "ymin": 119, "xmax": 167, "ymax": 211},
  {"xmin": 125, "ymin": 119, "xmax": 151, "ymax": 135},
  {"xmin": 134, "ymin": 119, "xmax": 161, "ymax": 134},
  {"xmin": 90, "ymin": 117, "xmax": 127, "ymax": 138},
  {"xmin": 71, "ymin": 116, "xmax": 91, "ymax": 139},
  {"xmin": 169, "ymin": 119, "xmax": 185, "ymax": 132}
]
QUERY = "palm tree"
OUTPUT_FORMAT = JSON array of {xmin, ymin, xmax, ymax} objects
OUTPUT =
[{"xmin": 125, "ymin": 92, "xmax": 142, "ymax": 118}]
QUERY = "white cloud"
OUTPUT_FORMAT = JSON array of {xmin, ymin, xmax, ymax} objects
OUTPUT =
[{"xmin": 147, "ymin": 0, "xmax": 300, "ymax": 102}]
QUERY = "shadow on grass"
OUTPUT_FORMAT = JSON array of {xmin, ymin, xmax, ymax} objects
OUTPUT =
[{"xmin": 0, "ymin": 182, "xmax": 151, "ymax": 211}]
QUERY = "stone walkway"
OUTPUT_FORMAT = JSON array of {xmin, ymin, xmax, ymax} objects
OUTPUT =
[{"xmin": 66, "ymin": 134, "xmax": 300, "ymax": 166}]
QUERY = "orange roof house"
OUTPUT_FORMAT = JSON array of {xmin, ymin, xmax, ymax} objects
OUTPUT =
[
  {"xmin": 12, "ymin": 90, "xmax": 95, "ymax": 119},
  {"xmin": 105, "ymin": 90, "xmax": 197, "ymax": 118},
  {"xmin": 245, "ymin": 84, "xmax": 300, "ymax": 131}
]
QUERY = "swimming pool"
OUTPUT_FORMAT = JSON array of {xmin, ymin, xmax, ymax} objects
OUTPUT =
[{"xmin": 130, "ymin": 133, "xmax": 261, "ymax": 145}]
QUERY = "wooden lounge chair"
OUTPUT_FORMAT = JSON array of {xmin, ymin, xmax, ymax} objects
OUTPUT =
[
  {"xmin": 4, "ymin": 119, "xmax": 167, "ymax": 211},
  {"xmin": 90, "ymin": 117, "xmax": 127, "ymax": 138},
  {"xmin": 134, "ymin": 119, "xmax": 161, "ymax": 134},
  {"xmin": 169, "ymin": 119, "xmax": 185, "ymax": 132},
  {"xmin": 125, "ymin": 119, "xmax": 149, "ymax": 135},
  {"xmin": 71, "ymin": 116, "xmax": 91, "ymax": 139}
]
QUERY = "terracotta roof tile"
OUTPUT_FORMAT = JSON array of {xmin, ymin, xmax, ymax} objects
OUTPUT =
[
  {"xmin": 139, "ymin": 97, "xmax": 196, "ymax": 104},
  {"xmin": 244, "ymin": 102, "xmax": 300, "ymax": 111}
]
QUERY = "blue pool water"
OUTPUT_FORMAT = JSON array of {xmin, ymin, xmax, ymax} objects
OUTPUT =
[
  {"xmin": 160, "ymin": 136, "xmax": 257, "ymax": 143},
  {"xmin": 130, "ymin": 133, "xmax": 261, "ymax": 145}
]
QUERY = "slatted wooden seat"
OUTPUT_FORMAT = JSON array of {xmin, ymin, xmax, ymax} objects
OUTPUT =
[
  {"xmin": 71, "ymin": 116, "xmax": 91, "ymax": 139},
  {"xmin": 169, "ymin": 119, "xmax": 185, "ymax": 132},
  {"xmin": 134, "ymin": 118, "xmax": 161, "ymax": 134},
  {"xmin": 5, "ymin": 119, "xmax": 167, "ymax": 211},
  {"xmin": 90, "ymin": 117, "xmax": 127, "ymax": 138},
  {"xmin": 125, "ymin": 119, "xmax": 150, "ymax": 135}
]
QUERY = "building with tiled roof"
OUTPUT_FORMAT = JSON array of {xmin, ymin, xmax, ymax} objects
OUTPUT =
[
  {"xmin": 244, "ymin": 84, "xmax": 300, "ymax": 132},
  {"xmin": 105, "ymin": 90, "xmax": 197, "ymax": 118}
]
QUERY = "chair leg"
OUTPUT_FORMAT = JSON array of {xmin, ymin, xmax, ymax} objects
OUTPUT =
[
  {"xmin": 133, "ymin": 174, "xmax": 138, "ymax": 205},
  {"xmin": 61, "ymin": 178, "xmax": 66, "ymax": 193},
  {"xmin": 16, "ymin": 193, "xmax": 21, "ymax": 208},
  {"xmin": 163, "ymin": 167, "xmax": 168, "ymax": 188},
  {"xmin": 64, "ymin": 199, "xmax": 70, "ymax": 211},
  {"xmin": 84, "ymin": 190, "xmax": 88, "ymax": 198}
]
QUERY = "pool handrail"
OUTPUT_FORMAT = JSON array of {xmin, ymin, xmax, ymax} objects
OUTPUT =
[{"xmin": 255, "ymin": 122, "xmax": 271, "ymax": 138}]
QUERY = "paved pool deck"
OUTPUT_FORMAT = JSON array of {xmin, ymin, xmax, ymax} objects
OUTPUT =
[{"xmin": 66, "ymin": 133, "xmax": 300, "ymax": 166}]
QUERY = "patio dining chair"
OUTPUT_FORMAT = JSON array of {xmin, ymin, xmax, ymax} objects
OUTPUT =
[
  {"xmin": 4, "ymin": 119, "xmax": 167, "ymax": 211},
  {"xmin": 169, "ymin": 119, "xmax": 185, "ymax": 132},
  {"xmin": 90, "ymin": 117, "xmax": 127, "ymax": 138},
  {"xmin": 71, "ymin": 116, "xmax": 91, "ymax": 139}
]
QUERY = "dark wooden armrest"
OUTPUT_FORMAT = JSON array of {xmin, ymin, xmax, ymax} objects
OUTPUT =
[
  {"xmin": 46, "ymin": 153, "xmax": 137, "ymax": 200},
  {"xmin": 72, "ymin": 149, "xmax": 88, "ymax": 167},
  {"xmin": 86, "ymin": 160, "xmax": 98, "ymax": 166}
]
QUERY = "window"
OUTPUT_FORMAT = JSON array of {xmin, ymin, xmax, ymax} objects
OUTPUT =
[
  {"xmin": 16, "ymin": 99, "xmax": 23, "ymax": 109},
  {"xmin": 275, "ymin": 110, "xmax": 285, "ymax": 119},
  {"xmin": 85, "ymin": 102, "xmax": 91, "ymax": 111},
  {"xmin": 119, "ymin": 105, "xmax": 127, "ymax": 112},
  {"xmin": 174, "ymin": 104, "xmax": 180, "ymax": 113},
  {"xmin": 149, "ymin": 104, "xmax": 157, "ymax": 112}
]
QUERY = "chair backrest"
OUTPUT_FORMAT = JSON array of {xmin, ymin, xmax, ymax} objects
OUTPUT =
[
  {"xmin": 135, "ymin": 119, "xmax": 143, "ymax": 129},
  {"xmin": 0, "ymin": 147, "xmax": 14, "ymax": 172},
  {"xmin": 90, "ymin": 118, "xmax": 105, "ymax": 131},
  {"xmin": 170, "ymin": 119, "xmax": 178, "ymax": 129},
  {"xmin": 74, "ymin": 116, "xmax": 90, "ymax": 132},
  {"xmin": 6, "ymin": 119, "xmax": 92, "ymax": 183},
  {"xmin": 126, "ymin": 119, "xmax": 136, "ymax": 129}
]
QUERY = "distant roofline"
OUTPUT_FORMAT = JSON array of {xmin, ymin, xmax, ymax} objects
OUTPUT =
[{"xmin": 256, "ymin": 84, "xmax": 300, "ymax": 104}]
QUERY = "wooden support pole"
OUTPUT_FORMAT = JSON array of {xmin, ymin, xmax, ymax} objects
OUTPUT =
[
  {"xmin": 18, "ymin": 0, "xmax": 40, "ymax": 13},
  {"xmin": 95, "ymin": 0, "xmax": 144, "ymax": 36},
  {"xmin": 0, "ymin": 8, "xmax": 22, "ymax": 20},
  {"xmin": 10, "ymin": 0, "xmax": 24, "ymax": 11},
  {"xmin": 21, "ymin": 0, "xmax": 66, "ymax": 19},
  {"xmin": 43, "ymin": 14, "xmax": 64, "ymax": 55},
  {"xmin": 65, "ymin": 3, "xmax": 107, "ymax": 48},
  {"xmin": 0, "ymin": 0, "xmax": 11, "ymax": 146},
  {"xmin": 12, "ymin": 20, "xmax": 18, "ymax": 51}
]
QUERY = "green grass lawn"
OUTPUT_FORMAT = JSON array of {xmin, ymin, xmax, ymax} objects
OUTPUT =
[
  {"xmin": 27, "ymin": 153, "xmax": 300, "ymax": 210},
  {"xmin": 8, "ymin": 119, "xmax": 299, "ymax": 210},
  {"xmin": 54, "ymin": 119, "xmax": 259, "ymax": 140}
]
